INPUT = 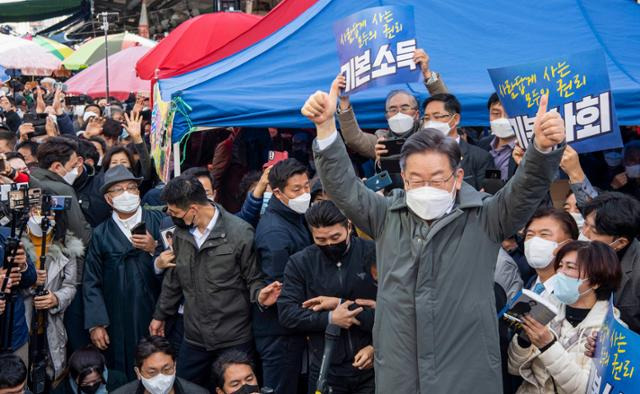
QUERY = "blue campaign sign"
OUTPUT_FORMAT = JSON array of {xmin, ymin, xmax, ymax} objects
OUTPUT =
[
  {"xmin": 333, "ymin": 6, "xmax": 420, "ymax": 95},
  {"xmin": 586, "ymin": 299, "xmax": 639, "ymax": 393},
  {"xmin": 488, "ymin": 50, "xmax": 622, "ymax": 154}
]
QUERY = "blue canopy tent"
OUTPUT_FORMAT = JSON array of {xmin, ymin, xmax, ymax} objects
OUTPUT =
[{"xmin": 160, "ymin": 0, "xmax": 640, "ymax": 144}]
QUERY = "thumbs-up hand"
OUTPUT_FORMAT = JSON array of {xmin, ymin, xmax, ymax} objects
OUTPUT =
[
  {"xmin": 533, "ymin": 93, "xmax": 565, "ymax": 151},
  {"xmin": 301, "ymin": 77, "xmax": 340, "ymax": 127}
]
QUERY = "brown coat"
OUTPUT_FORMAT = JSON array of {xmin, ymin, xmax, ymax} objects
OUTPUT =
[{"xmin": 337, "ymin": 73, "xmax": 448, "ymax": 159}]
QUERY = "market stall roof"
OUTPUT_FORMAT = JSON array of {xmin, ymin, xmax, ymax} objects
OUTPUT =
[
  {"xmin": 159, "ymin": 0, "xmax": 640, "ymax": 143},
  {"xmin": 0, "ymin": 0, "xmax": 84, "ymax": 23}
]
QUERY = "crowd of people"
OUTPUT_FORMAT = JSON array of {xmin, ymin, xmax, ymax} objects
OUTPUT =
[{"xmin": 0, "ymin": 47, "xmax": 638, "ymax": 394}]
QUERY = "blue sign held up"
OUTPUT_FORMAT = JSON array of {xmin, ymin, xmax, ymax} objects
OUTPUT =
[
  {"xmin": 586, "ymin": 298, "xmax": 639, "ymax": 393},
  {"xmin": 488, "ymin": 50, "xmax": 622, "ymax": 154},
  {"xmin": 333, "ymin": 6, "xmax": 420, "ymax": 95}
]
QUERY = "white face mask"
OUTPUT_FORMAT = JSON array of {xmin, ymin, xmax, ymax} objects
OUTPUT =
[
  {"xmin": 405, "ymin": 180, "xmax": 456, "ymax": 220},
  {"xmin": 62, "ymin": 166, "xmax": 79, "ymax": 185},
  {"xmin": 490, "ymin": 118, "xmax": 515, "ymax": 139},
  {"xmin": 73, "ymin": 105, "xmax": 86, "ymax": 117},
  {"xmin": 625, "ymin": 164, "xmax": 640, "ymax": 179},
  {"xmin": 28, "ymin": 215, "xmax": 55, "ymax": 237},
  {"xmin": 578, "ymin": 232, "xmax": 590, "ymax": 242},
  {"xmin": 112, "ymin": 191, "xmax": 140, "ymax": 213},
  {"xmin": 570, "ymin": 212, "xmax": 585, "ymax": 230},
  {"xmin": 524, "ymin": 237, "xmax": 558, "ymax": 269},
  {"xmin": 140, "ymin": 373, "xmax": 175, "ymax": 394},
  {"xmin": 422, "ymin": 120, "xmax": 452, "ymax": 137},
  {"xmin": 387, "ymin": 112, "xmax": 414, "ymax": 135},
  {"xmin": 287, "ymin": 192, "xmax": 311, "ymax": 214}
]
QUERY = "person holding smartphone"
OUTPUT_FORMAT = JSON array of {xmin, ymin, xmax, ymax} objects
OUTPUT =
[{"xmin": 83, "ymin": 165, "xmax": 165, "ymax": 385}]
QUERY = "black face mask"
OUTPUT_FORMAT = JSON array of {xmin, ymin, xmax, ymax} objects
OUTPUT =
[
  {"xmin": 318, "ymin": 238, "xmax": 349, "ymax": 263},
  {"xmin": 80, "ymin": 381, "xmax": 104, "ymax": 394},
  {"xmin": 171, "ymin": 208, "xmax": 194, "ymax": 230},
  {"xmin": 230, "ymin": 384, "xmax": 260, "ymax": 394}
]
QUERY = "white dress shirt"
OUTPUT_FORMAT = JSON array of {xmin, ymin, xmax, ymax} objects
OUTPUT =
[
  {"xmin": 111, "ymin": 207, "xmax": 143, "ymax": 241},
  {"xmin": 191, "ymin": 207, "xmax": 219, "ymax": 249}
]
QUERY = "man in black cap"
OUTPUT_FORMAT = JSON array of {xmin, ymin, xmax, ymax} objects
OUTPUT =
[{"xmin": 83, "ymin": 165, "xmax": 165, "ymax": 383}]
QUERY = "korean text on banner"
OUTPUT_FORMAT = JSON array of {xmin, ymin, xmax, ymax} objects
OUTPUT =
[
  {"xmin": 586, "ymin": 298, "xmax": 639, "ymax": 394},
  {"xmin": 488, "ymin": 50, "xmax": 622, "ymax": 154},
  {"xmin": 333, "ymin": 6, "xmax": 420, "ymax": 95}
]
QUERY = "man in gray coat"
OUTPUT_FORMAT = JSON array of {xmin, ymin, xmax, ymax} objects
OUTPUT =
[{"xmin": 301, "ymin": 84, "xmax": 566, "ymax": 393}]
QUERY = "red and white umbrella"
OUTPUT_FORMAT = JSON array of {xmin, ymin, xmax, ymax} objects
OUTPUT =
[{"xmin": 0, "ymin": 33, "xmax": 61, "ymax": 76}]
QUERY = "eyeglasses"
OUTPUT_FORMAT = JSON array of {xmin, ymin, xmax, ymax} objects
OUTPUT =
[
  {"xmin": 385, "ymin": 104, "xmax": 418, "ymax": 116},
  {"xmin": 140, "ymin": 363, "xmax": 176, "ymax": 379},
  {"xmin": 422, "ymin": 113, "xmax": 453, "ymax": 122},
  {"xmin": 108, "ymin": 184, "xmax": 139, "ymax": 196},
  {"xmin": 405, "ymin": 171, "xmax": 456, "ymax": 189}
]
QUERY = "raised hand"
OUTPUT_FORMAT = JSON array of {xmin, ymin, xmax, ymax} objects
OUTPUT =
[
  {"xmin": 560, "ymin": 145, "xmax": 585, "ymax": 183},
  {"xmin": 84, "ymin": 116, "xmax": 105, "ymax": 138},
  {"xmin": 52, "ymin": 88, "xmax": 65, "ymax": 116},
  {"xmin": 124, "ymin": 111, "xmax": 143, "ymax": 144},
  {"xmin": 333, "ymin": 74, "xmax": 350, "ymax": 111},
  {"xmin": 413, "ymin": 48, "xmax": 431, "ymax": 79},
  {"xmin": 533, "ymin": 94, "xmax": 565, "ymax": 151},
  {"xmin": 252, "ymin": 165, "xmax": 272, "ymax": 199},
  {"xmin": 301, "ymin": 79, "xmax": 340, "ymax": 126}
]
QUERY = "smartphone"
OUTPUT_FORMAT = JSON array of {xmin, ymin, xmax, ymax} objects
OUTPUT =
[
  {"xmin": 380, "ymin": 138, "xmax": 405, "ymax": 156},
  {"xmin": 131, "ymin": 222, "xmax": 147, "ymax": 235},
  {"xmin": 0, "ymin": 158, "xmax": 5, "ymax": 172},
  {"xmin": 379, "ymin": 158, "xmax": 401, "ymax": 174},
  {"xmin": 364, "ymin": 171, "xmax": 393, "ymax": 192},
  {"xmin": 49, "ymin": 196, "xmax": 72, "ymax": 211}
]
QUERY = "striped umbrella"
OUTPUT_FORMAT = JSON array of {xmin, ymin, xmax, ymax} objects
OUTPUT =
[
  {"xmin": 29, "ymin": 36, "xmax": 74, "ymax": 60},
  {"xmin": 62, "ymin": 32, "xmax": 156, "ymax": 71}
]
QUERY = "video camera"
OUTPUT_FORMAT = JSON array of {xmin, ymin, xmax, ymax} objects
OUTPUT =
[{"xmin": 0, "ymin": 183, "xmax": 71, "ymax": 224}]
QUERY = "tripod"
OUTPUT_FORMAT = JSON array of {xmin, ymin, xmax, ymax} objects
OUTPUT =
[
  {"xmin": 28, "ymin": 201, "xmax": 52, "ymax": 394},
  {"xmin": 0, "ymin": 202, "xmax": 30, "ymax": 352}
]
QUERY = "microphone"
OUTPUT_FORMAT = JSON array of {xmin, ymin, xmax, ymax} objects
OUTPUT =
[{"xmin": 315, "ymin": 323, "xmax": 341, "ymax": 394}]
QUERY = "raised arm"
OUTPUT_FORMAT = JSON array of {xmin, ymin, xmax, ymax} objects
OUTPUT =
[
  {"xmin": 303, "ymin": 82, "xmax": 388, "ymax": 239},
  {"xmin": 481, "ymin": 94, "xmax": 566, "ymax": 242},
  {"xmin": 560, "ymin": 145, "xmax": 598, "ymax": 208}
]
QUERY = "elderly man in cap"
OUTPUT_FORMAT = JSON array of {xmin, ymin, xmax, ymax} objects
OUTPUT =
[{"xmin": 83, "ymin": 165, "xmax": 165, "ymax": 382}]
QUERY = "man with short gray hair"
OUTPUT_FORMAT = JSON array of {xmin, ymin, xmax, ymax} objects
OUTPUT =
[{"xmin": 301, "ymin": 82, "xmax": 566, "ymax": 393}]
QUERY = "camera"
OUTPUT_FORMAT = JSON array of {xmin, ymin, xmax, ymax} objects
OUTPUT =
[
  {"xmin": 21, "ymin": 113, "xmax": 48, "ymax": 138},
  {"xmin": 66, "ymin": 95, "xmax": 89, "ymax": 106},
  {"xmin": 8, "ymin": 187, "xmax": 41, "ymax": 210}
]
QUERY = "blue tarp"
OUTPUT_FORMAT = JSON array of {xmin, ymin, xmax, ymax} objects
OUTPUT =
[{"xmin": 160, "ymin": 0, "xmax": 640, "ymax": 144}]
